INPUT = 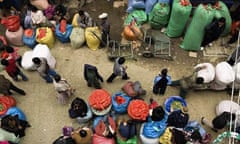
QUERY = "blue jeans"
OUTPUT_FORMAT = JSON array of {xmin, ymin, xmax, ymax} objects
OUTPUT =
[{"xmin": 42, "ymin": 69, "xmax": 58, "ymax": 83}]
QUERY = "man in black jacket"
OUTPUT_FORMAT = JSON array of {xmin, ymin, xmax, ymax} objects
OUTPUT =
[
  {"xmin": 201, "ymin": 17, "xmax": 226, "ymax": 50},
  {"xmin": 84, "ymin": 64, "xmax": 103, "ymax": 89}
]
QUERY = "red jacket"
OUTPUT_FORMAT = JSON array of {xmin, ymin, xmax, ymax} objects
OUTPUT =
[{"xmin": 5, "ymin": 59, "xmax": 18, "ymax": 78}]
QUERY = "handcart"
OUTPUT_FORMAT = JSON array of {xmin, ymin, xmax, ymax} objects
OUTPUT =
[{"xmin": 107, "ymin": 28, "xmax": 172, "ymax": 61}]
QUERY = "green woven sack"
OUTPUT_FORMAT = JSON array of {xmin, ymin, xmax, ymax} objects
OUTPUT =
[
  {"xmin": 180, "ymin": 4, "xmax": 215, "ymax": 51},
  {"xmin": 149, "ymin": 3, "xmax": 170, "ymax": 29},
  {"xmin": 116, "ymin": 136, "xmax": 137, "ymax": 144},
  {"xmin": 166, "ymin": 0, "xmax": 192, "ymax": 37},
  {"xmin": 124, "ymin": 10, "xmax": 147, "ymax": 26},
  {"xmin": 214, "ymin": 1, "xmax": 232, "ymax": 36},
  {"xmin": 70, "ymin": 27, "xmax": 85, "ymax": 49}
]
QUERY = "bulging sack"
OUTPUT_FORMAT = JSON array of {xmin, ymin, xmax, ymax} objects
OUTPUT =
[
  {"xmin": 5, "ymin": 26, "xmax": 24, "ymax": 46},
  {"xmin": 70, "ymin": 27, "xmax": 85, "ymax": 48},
  {"xmin": 215, "ymin": 62, "xmax": 235, "ymax": 85}
]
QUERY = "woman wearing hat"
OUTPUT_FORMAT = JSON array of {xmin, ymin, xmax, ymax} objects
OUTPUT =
[{"xmin": 98, "ymin": 12, "xmax": 110, "ymax": 47}]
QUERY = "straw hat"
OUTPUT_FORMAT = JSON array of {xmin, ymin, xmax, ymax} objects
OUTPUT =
[{"xmin": 98, "ymin": 13, "xmax": 108, "ymax": 19}]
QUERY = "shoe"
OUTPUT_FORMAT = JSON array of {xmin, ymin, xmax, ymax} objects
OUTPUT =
[
  {"xmin": 208, "ymin": 43, "xmax": 213, "ymax": 47},
  {"xmin": 211, "ymin": 128, "xmax": 218, "ymax": 133},
  {"xmin": 20, "ymin": 91, "xmax": 26, "ymax": 96},
  {"xmin": 200, "ymin": 47, "xmax": 205, "ymax": 51},
  {"xmin": 122, "ymin": 77, "xmax": 130, "ymax": 80},
  {"xmin": 201, "ymin": 117, "xmax": 205, "ymax": 125}
]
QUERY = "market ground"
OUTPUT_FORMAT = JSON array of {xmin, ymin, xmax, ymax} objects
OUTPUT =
[{"xmin": 0, "ymin": 0, "xmax": 238, "ymax": 143}]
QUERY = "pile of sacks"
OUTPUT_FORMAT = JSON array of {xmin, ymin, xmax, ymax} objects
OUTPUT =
[{"xmin": 0, "ymin": 96, "xmax": 30, "ymax": 143}]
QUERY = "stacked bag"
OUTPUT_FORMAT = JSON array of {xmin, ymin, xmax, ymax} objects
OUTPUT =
[{"xmin": 1, "ymin": 15, "xmax": 24, "ymax": 46}]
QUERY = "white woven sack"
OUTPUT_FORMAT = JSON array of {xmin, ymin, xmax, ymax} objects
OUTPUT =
[
  {"xmin": 70, "ymin": 27, "xmax": 85, "ymax": 49},
  {"xmin": 233, "ymin": 63, "xmax": 240, "ymax": 83},
  {"xmin": 5, "ymin": 26, "xmax": 24, "ymax": 46},
  {"xmin": 215, "ymin": 62, "xmax": 235, "ymax": 85},
  {"xmin": 140, "ymin": 123, "xmax": 159, "ymax": 144},
  {"xmin": 216, "ymin": 100, "xmax": 240, "ymax": 126},
  {"xmin": 194, "ymin": 63, "xmax": 215, "ymax": 83},
  {"xmin": 32, "ymin": 44, "xmax": 56, "ymax": 69},
  {"xmin": 21, "ymin": 51, "xmax": 36, "ymax": 70}
]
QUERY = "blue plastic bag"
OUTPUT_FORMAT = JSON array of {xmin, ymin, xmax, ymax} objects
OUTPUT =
[
  {"xmin": 55, "ymin": 24, "xmax": 73, "ymax": 43},
  {"xmin": 22, "ymin": 29, "xmax": 37, "ymax": 49},
  {"xmin": 112, "ymin": 92, "xmax": 131, "ymax": 114},
  {"xmin": 5, "ymin": 107, "xmax": 26, "ymax": 121}
]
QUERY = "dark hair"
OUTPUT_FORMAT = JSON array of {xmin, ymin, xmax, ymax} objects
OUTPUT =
[
  {"xmin": 196, "ymin": 77, "xmax": 204, "ymax": 84},
  {"xmin": 79, "ymin": 129, "xmax": 87, "ymax": 137},
  {"xmin": 78, "ymin": 10, "xmax": 84, "ymax": 16},
  {"xmin": 118, "ymin": 57, "xmax": 125, "ymax": 65},
  {"xmin": 54, "ymin": 74, "xmax": 61, "ymax": 82},
  {"xmin": 1, "ymin": 59, "xmax": 8, "ymax": 66},
  {"xmin": 218, "ymin": 17, "xmax": 226, "ymax": 23},
  {"xmin": 32, "ymin": 57, "xmax": 41, "ymax": 64},
  {"xmin": 5, "ymin": 46, "xmax": 14, "ymax": 53},
  {"xmin": 190, "ymin": 130, "xmax": 202, "ymax": 142},
  {"xmin": 161, "ymin": 68, "xmax": 168, "ymax": 76},
  {"xmin": 212, "ymin": 112, "xmax": 235, "ymax": 129}
]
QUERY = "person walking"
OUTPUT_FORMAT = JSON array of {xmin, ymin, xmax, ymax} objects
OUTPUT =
[
  {"xmin": 32, "ymin": 57, "xmax": 58, "ymax": 83},
  {"xmin": 53, "ymin": 74, "xmax": 75, "ymax": 104},
  {"xmin": 1, "ymin": 59, "xmax": 28, "ymax": 82},
  {"xmin": 107, "ymin": 57, "xmax": 129, "ymax": 83},
  {"xmin": 0, "ymin": 74, "xmax": 26, "ymax": 95},
  {"xmin": 84, "ymin": 64, "xmax": 104, "ymax": 89},
  {"xmin": 98, "ymin": 12, "xmax": 110, "ymax": 47},
  {"xmin": 153, "ymin": 68, "xmax": 171, "ymax": 95}
]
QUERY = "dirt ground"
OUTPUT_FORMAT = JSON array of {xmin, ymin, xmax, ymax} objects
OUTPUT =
[{"xmin": 0, "ymin": 0, "xmax": 238, "ymax": 143}]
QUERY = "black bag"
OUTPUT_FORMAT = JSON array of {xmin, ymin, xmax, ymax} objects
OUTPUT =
[
  {"xmin": 69, "ymin": 97, "xmax": 88, "ymax": 118},
  {"xmin": 151, "ymin": 106, "xmax": 165, "ymax": 121}
]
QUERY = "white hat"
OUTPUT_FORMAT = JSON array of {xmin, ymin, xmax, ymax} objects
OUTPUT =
[{"xmin": 98, "ymin": 13, "xmax": 108, "ymax": 19}]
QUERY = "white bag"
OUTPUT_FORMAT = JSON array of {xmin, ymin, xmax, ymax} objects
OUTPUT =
[
  {"xmin": 215, "ymin": 62, "xmax": 235, "ymax": 85},
  {"xmin": 21, "ymin": 51, "xmax": 36, "ymax": 70},
  {"xmin": 32, "ymin": 44, "xmax": 56, "ymax": 69},
  {"xmin": 5, "ymin": 26, "xmax": 24, "ymax": 46},
  {"xmin": 194, "ymin": 63, "xmax": 215, "ymax": 83},
  {"xmin": 216, "ymin": 100, "xmax": 240, "ymax": 127},
  {"xmin": 233, "ymin": 62, "xmax": 240, "ymax": 83}
]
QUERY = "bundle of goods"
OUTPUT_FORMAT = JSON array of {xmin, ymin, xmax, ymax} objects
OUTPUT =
[
  {"xmin": 22, "ymin": 28, "xmax": 37, "ymax": 49},
  {"xmin": 55, "ymin": 19, "xmax": 73, "ymax": 43},
  {"xmin": 85, "ymin": 27, "xmax": 101, "ymax": 50},
  {"xmin": 215, "ymin": 100, "xmax": 240, "ymax": 127},
  {"xmin": 124, "ymin": 10, "xmax": 147, "ymax": 26},
  {"xmin": 164, "ymin": 96, "xmax": 187, "ymax": 113},
  {"xmin": 122, "ymin": 81, "xmax": 146, "ymax": 97},
  {"xmin": 122, "ymin": 20, "xmax": 143, "ymax": 41},
  {"xmin": 32, "ymin": 44, "xmax": 56, "ymax": 69},
  {"xmin": 70, "ymin": 27, "xmax": 85, "ymax": 49},
  {"xmin": 5, "ymin": 26, "xmax": 24, "ymax": 46},
  {"xmin": 0, "ymin": 96, "xmax": 16, "ymax": 116},
  {"xmin": 89, "ymin": 89, "xmax": 112, "ymax": 116},
  {"xmin": 139, "ymin": 123, "xmax": 159, "ymax": 144},
  {"xmin": 180, "ymin": 4, "xmax": 215, "ymax": 51},
  {"xmin": 149, "ymin": 3, "xmax": 170, "ymax": 29},
  {"xmin": 36, "ymin": 27, "xmax": 55, "ymax": 48},
  {"xmin": 112, "ymin": 92, "xmax": 131, "ymax": 114},
  {"xmin": 127, "ymin": 99, "xmax": 149, "ymax": 121},
  {"xmin": 145, "ymin": 0, "xmax": 158, "ymax": 14},
  {"xmin": 215, "ymin": 61, "xmax": 235, "ymax": 86},
  {"xmin": 127, "ymin": 0, "xmax": 145, "ymax": 13},
  {"xmin": 166, "ymin": 0, "xmax": 192, "ymax": 37},
  {"xmin": 116, "ymin": 119, "xmax": 137, "ymax": 144},
  {"xmin": 29, "ymin": 0, "xmax": 49, "ymax": 10},
  {"xmin": 44, "ymin": 5, "xmax": 55, "ymax": 20}
]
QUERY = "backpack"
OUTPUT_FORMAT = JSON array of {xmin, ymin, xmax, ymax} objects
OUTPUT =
[{"xmin": 69, "ymin": 98, "xmax": 88, "ymax": 118}]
